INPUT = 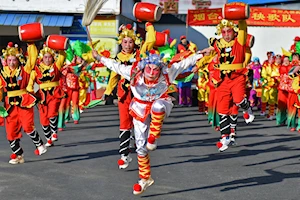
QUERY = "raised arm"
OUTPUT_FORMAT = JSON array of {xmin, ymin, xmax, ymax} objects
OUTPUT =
[
  {"xmin": 168, "ymin": 53, "xmax": 203, "ymax": 83},
  {"xmin": 55, "ymin": 50, "xmax": 66, "ymax": 70},
  {"xmin": 24, "ymin": 43, "xmax": 38, "ymax": 74},
  {"xmin": 237, "ymin": 20, "xmax": 247, "ymax": 46},
  {"xmin": 93, "ymin": 51, "xmax": 131, "ymax": 81}
]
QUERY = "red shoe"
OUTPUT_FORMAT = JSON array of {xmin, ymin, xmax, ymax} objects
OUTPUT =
[
  {"xmin": 52, "ymin": 133, "xmax": 58, "ymax": 142},
  {"xmin": 74, "ymin": 121, "xmax": 79, "ymax": 124},
  {"xmin": 290, "ymin": 128, "xmax": 296, "ymax": 132},
  {"xmin": 58, "ymin": 128, "xmax": 64, "ymax": 131},
  {"xmin": 214, "ymin": 126, "xmax": 220, "ymax": 131}
]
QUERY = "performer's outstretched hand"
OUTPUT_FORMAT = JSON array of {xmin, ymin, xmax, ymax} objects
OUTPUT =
[{"xmin": 92, "ymin": 50, "xmax": 101, "ymax": 61}]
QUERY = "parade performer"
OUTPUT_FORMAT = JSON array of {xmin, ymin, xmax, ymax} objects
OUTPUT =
[
  {"xmin": 62, "ymin": 41, "xmax": 92, "ymax": 126},
  {"xmin": 260, "ymin": 54, "xmax": 280, "ymax": 119},
  {"xmin": 290, "ymin": 36, "xmax": 300, "ymax": 53},
  {"xmin": 276, "ymin": 56, "xmax": 291, "ymax": 125},
  {"xmin": 196, "ymin": 53, "xmax": 220, "ymax": 129},
  {"xmin": 287, "ymin": 53, "xmax": 300, "ymax": 131},
  {"xmin": 177, "ymin": 35, "xmax": 190, "ymax": 53},
  {"xmin": 103, "ymin": 24, "xmax": 142, "ymax": 169},
  {"xmin": 27, "ymin": 44, "xmax": 66, "ymax": 147},
  {"xmin": 176, "ymin": 42, "xmax": 198, "ymax": 107},
  {"xmin": 197, "ymin": 63, "xmax": 209, "ymax": 113},
  {"xmin": 248, "ymin": 57, "xmax": 262, "ymax": 110},
  {"xmin": 198, "ymin": 15, "xmax": 255, "ymax": 152},
  {"xmin": 58, "ymin": 64, "xmax": 69, "ymax": 131},
  {"xmin": 0, "ymin": 42, "xmax": 47, "ymax": 164},
  {"xmin": 92, "ymin": 22, "xmax": 203, "ymax": 195}
]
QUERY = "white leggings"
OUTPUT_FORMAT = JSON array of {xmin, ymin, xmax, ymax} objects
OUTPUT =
[{"xmin": 133, "ymin": 98, "xmax": 173, "ymax": 156}]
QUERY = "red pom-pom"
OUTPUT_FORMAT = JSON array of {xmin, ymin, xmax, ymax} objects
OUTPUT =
[
  {"xmin": 118, "ymin": 159, "xmax": 125, "ymax": 166},
  {"xmin": 133, "ymin": 183, "xmax": 142, "ymax": 192},
  {"xmin": 145, "ymin": 22, "xmax": 152, "ymax": 27},
  {"xmin": 149, "ymin": 49, "xmax": 156, "ymax": 54},
  {"xmin": 230, "ymin": 128, "xmax": 235, "ymax": 133},
  {"xmin": 34, "ymin": 149, "xmax": 39, "ymax": 155},
  {"xmin": 101, "ymin": 50, "xmax": 110, "ymax": 58},
  {"xmin": 8, "ymin": 42, "xmax": 13, "ymax": 47},
  {"xmin": 216, "ymin": 142, "xmax": 223, "ymax": 148},
  {"xmin": 243, "ymin": 112, "xmax": 249, "ymax": 119},
  {"xmin": 126, "ymin": 24, "xmax": 132, "ymax": 30},
  {"xmin": 162, "ymin": 29, "xmax": 170, "ymax": 35},
  {"xmin": 52, "ymin": 133, "xmax": 58, "ymax": 139},
  {"xmin": 10, "ymin": 153, "xmax": 17, "ymax": 159},
  {"xmin": 148, "ymin": 134, "xmax": 156, "ymax": 144},
  {"xmin": 47, "ymin": 140, "xmax": 53, "ymax": 145}
]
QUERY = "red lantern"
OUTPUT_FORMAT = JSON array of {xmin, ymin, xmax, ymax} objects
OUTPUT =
[
  {"xmin": 222, "ymin": 3, "xmax": 250, "ymax": 20},
  {"xmin": 133, "ymin": 2, "xmax": 163, "ymax": 22},
  {"xmin": 18, "ymin": 23, "xmax": 44, "ymax": 42},
  {"xmin": 155, "ymin": 32, "xmax": 168, "ymax": 47},
  {"xmin": 46, "ymin": 35, "xmax": 69, "ymax": 50}
]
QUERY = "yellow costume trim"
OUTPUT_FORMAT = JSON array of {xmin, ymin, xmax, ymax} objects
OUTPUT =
[
  {"xmin": 7, "ymin": 89, "xmax": 27, "ymax": 97},
  {"xmin": 39, "ymin": 81, "xmax": 59, "ymax": 89},
  {"xmin": 218, "ymin": 63, "xmax": 244, "ymax": 70}
]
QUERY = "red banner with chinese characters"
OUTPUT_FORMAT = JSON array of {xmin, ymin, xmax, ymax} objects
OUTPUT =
[{"xmin": 188, "ymin": 7, "xmax": 300, "ymax": 27}]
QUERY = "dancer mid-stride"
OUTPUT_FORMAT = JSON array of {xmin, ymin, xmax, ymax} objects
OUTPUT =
[
  {"xmin": 92, "ymin": 22, "xmax": 203, "ymax": 195},
  {"xmin": 0, "ymin": 42, "xmax": 47, "ymax": 164}
]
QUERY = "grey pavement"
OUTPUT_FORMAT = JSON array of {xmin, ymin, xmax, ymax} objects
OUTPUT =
[{"xmin": 0, "ymin": 105, "xmax": 300, "ymax": 200}]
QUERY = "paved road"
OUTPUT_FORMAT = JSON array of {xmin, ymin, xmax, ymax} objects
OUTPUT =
[{"xmin": 0, "ymin": 105, "xmax": 300, "ymax": 200}]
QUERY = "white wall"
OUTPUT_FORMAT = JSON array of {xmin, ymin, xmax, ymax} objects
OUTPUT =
[{"xmin": 191, "ymin": 26, "xmax": 300, "ymax": 62}]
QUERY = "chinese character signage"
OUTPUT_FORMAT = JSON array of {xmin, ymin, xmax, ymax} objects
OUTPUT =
[
  {"xmin": 89, "ymin": 16, "xmax": 117, "ymax": 36},
  {"xmin": 188, "ymin": 7, "xmax": 300, "ymax": 27},
  {"xmin": 141, "ymin": 0, "xmax": 227, "ymax": 14}
]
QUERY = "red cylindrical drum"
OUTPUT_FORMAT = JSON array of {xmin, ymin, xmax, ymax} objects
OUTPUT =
[
  {"xmin": 246, "ymin": 34, "xmax": 255, "ymax": 48},
  {"xmin": 46, "ymin": 35, "xmax": 69, "ymax": 50},
  {"xmin": 18, "ymin": 23, "xmax": 44, "ymax": 42},
  {"xmin": 222, "ymin": 3, "xmax": 250, "ymax": 20},
  {"xmin": 155, "ymin": 32, "xmax": 168, "ymax": 47},
  {"xmin": 133, "ymin": 2, "xmax": 163, "ymax": 22}
]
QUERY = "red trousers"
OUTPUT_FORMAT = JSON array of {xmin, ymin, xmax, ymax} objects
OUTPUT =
[
  {"xmin": 216, "ymin": 75, "xmax": 246, "ymax": 115},
  {"xmin": 277, "ymin": 90, "xmax": 289, "ymax": 112},
  {"xmin": 5, "ymin": 106, "xmax": 35, "ymax": 141},
  {"xmin": 38, "ymin": 94, "xmax": 61, "ymax": 126},
  {"xmin": 118, "ymin": 93, "xmax": 133, "ymax": 130}
]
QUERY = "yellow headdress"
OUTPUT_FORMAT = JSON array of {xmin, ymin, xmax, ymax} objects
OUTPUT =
[
  {"xmin": 117, "ymin": 24, "xmax": 142, "ymax": 47},
  {"xmin": 216, "ymin": 19, "xmax": 239, "ymax": 35},
  {"xmin": 1, "ymin": 42, "xmax": 26, "ymax": 65},
  {"xmin": 39, "ymin": 44, "xmax": 56, "ymax": 60}
]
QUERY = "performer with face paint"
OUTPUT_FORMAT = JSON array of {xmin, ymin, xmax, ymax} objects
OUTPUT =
[
  {"xmin": 92, "ymin": 24, "xmax": 203, "ymax": 194},
  {"xmin": 198, "ymin": 16, "xmax": 255, "ymax": 152},
  {"xmin": 27, "ymin": 44, "xmax": 66, "ymax": 147},
  {"xmin": 0, "ymin": 42, "xmax": 47, "ymax": 164}
]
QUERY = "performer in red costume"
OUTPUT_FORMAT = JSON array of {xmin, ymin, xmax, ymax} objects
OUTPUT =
[
  {"xmin": 199, "ymin": 18, "xmax": 255, "ymax": 152},
  {"xmin": 27, "ymin": 44, "xmax": 66, "ymax": 147},
  {"xmin": 276, "ymin": 56, "xmax": 291, "ymax": 125},
  {"xmin": 0, "ymin": 42, "xmax": 47, "ymax": 164},
  {"xmin": 103, "ymin": 24, "xmax": 142, "ymax": 169}
]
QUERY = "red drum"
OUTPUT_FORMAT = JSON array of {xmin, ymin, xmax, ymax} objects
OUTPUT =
[
  {"xmin": 18, "ymin": 23, "xmax": 44, "ymax": 42},
  {"xmin": 246, "ymin": 34, "xmax": 255, "ymax": 48},
  {"xmin": 46, "ymin": 35, "xmax": 69, "ymax": 50},
  {"xmin": 155, "ymin": 32, "xmax": 168, "ymax": 47},
  {"xmin": 133, "ymin": 2, "xmax": 163, "ymax": 22},
  {"xmin": 222, "ymin": 3, "xmax": 250, "ymax": 20}
]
